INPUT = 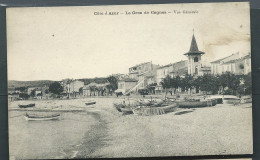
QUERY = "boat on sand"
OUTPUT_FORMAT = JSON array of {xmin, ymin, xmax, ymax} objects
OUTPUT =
[
  {"xmin": 177, "ymin": 100, "xmax": 216, "ymax": 108},
  {"xmin": 85, "ymin": 101, "xmax": 96, "ymax": 106},
  {"xmin": 18, "ymin": 103, "xmax": 35, "ymax": 108},
  {"xmin": 24, "ymin": 113, "xmax": 61, "ymax": 121},
  {"xmin": 132, "ymin": 104, "xmax": 178, "ymax": 116}
]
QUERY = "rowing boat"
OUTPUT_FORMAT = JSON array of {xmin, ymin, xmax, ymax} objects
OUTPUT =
[
  {"xmin": 132, "ymin": 104, "xmax": 178, "ymax": 116},
  {"xmin": 18, "ymin": 103, "xmax": 35, "ymax": 108},
  {"xmin": 85, "ymin": 101, "xmax": 96, "ymax": 106},
  {"xmin": 24, "ymin": 113, "xmax": 61, "ymax": 121},
  {"xmin": 177, "ymin": 101, "xmax": 211, "ymax": 108}
]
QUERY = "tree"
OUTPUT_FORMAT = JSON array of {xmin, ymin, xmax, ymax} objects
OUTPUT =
[
  {"xmin": 89, "ymin": 85, "xmax": 97, "ymax": 96},
  {"xmin": 49, "ymin": 82, "xmax": 63, "ymax": 95},
  {"xmin": 106, "ymin": 84, "xmax": 113, "ymax": 96},
  {"xmin": 45, "ymin": 89, "xmax": 49, "ymax": 94},
  {"xmin": 30, "ymin": 89, "xmax": 36, "ymax": 97},
  {"xmin": 171, "ymin": 75, "xmax": 182, "ymax": 94},
  {"xmin": 243, "ymin": 72, "xmax": 252, "ymax": 95},
  {"xmin": 199, "ymin": 74, "xmax": 217, "ymax": 95},
  {"xmin": 79, "ymin": 87, "xmax": 83, "ymax": 95},
  {"xmin": 107, "ymin": 76, "xmax": 118, "ymax": 92},
  {"xmin": 182, "ymin": 74, "xmax": 194, "ymax": 95},
  {"xmin": 15, "ymin": 87, "xmax": 27, "ymax": 92},
  {"xmin": 19, "ymin": 93, "xmax": 29, "ymax": 100},
  {"xmin": 219, "ymin": 72, "xmax": 240, "ymax": 95},
  {"xmin": 160, "ymin": 75, "xmax": 172, "ymax": 99},
  {"xmin": 146, "ymin": 83, "xmax": 157, "ymax": 94}
]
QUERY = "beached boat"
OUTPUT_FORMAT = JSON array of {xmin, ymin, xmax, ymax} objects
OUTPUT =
[
  {"xmin": 240, "ymin": 97, "xmax": 252, "ymax": 104},
  {"xmin": 120, "ymin": 107, "xmax": 133, "ymax": 115},
  {"xmin": 132, "ymin": 104, "xmax": 178, "ymax": 116},
  {"xmin": 177, "ymin": 100, "xmax": 216, "ymax": 108},
  {"xmin": 18, "ymin": 103, "xmax": 35, "ymax": 108},
  {"xmin": 24, "ymin": 113, "xmax": 61, "ymax": 121},
  {"xmin": 224, "ymin": 98, "xmax": 241, "ymax": 105},
  {"xmin": 85, "ymin": 101, "xmax": 96, "ymax": 106},
  {"xmin": 113, "ymin": 103, "xmax": 123, "ymax": 112}
]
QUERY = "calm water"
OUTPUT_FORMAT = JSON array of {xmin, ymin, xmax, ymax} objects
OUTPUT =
[{"xmin": 8, "ymin": 98, "xmax": 118, "ymax": 159}]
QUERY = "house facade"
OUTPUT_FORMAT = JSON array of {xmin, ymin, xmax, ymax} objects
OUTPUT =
[
  {"xmin": 128, "ymin": 61, "xmax": 159, "ymax": 91},
  {"xmin": 115, "ymin": 78, "xmax": 138, "ymax": 94},
  {"xmin": 211, "ymin": 52, "xmax": 251, "ymax": 75}
]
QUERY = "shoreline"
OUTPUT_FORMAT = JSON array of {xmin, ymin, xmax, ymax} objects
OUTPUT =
[
  {"xmin": 8, "ymin": 98, "xmax": 253, "ymax": 158},
  {"xmin": 64, "ymin": 110, "xmax": 109, "ymax": 158}
]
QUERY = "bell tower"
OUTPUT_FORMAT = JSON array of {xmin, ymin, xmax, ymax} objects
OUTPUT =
[{"xmin": 184, "ymin": 30, "xmax": 205, "ymax": 76}]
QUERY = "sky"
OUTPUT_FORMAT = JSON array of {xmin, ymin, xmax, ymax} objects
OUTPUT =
[{"xmin": 7, "ymin": 2, "xmax": 250, "ymax": 81}]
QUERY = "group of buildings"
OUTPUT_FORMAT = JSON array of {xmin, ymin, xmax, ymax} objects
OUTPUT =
[
  {"xmin": 8, "ymin": 86, "xmax": 49, "ymax": 101},
  {"xmin": 8, "ymin": 32, "xmax": 251, "ymax": 100},
  {"xmin": 115, "ymin": 33, "xmax": 251, "ymax": 95}
]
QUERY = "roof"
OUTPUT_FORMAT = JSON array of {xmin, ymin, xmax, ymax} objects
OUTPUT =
[
  {"xmin": 224, "ymin": 54, "xmax": 251, "ymax": 64},
  {"xmin": 119, "ymin": 78, "xmax": 138, "ymax": 82},
  {"xmin": 130, "ymin": 62, "xmax": 151, "ymax": 68},
  {"xmin": 210, "ymin": 52, "xmax": 239, "ymax": 63},
  {"xmin": 158, "ymin": 63, "xmax": 172, "ymax": 69},
  {"xmin": 184, "ymin": 34, "xmax": 205, "ymax": 56}
]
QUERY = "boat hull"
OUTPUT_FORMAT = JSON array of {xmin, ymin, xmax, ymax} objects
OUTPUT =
[
  {"xmin": 19, "ymin": 103, "xmax": 35, "ymax": 108},
  {"xmin": 85, "ymin": 102, "xmax": 96, "ymax": 105},
  {"xmin": 177, "ymin": 101, "xmax": 213, "ymax": 108},
  {"xmin": 132, "ymin": 104, "xmax": 178, "ymax": 116},
  {"xmin": 24, "ymin": 115, "xmax": 61, "ymax": 121}
]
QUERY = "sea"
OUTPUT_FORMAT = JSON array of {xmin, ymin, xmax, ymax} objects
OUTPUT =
[{"xmin": 8, "ymin": 98, "xmax": 120, "ymax": 159}]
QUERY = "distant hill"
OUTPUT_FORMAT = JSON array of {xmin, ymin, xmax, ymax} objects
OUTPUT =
[
  {"xmin": 8, "ymin": 77, "xmax": 109, "ymax": 88},
  {"xmin": 78, "ymin": 77, "xmax": 108, "ymax": 85},
  {"xmin": 8, "ymin": 80, "xmax": 55, "ymax": 88}
]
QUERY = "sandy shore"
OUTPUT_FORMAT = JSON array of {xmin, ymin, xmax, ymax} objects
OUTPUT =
[
  {"xmin": 83, "ymin": 99, "xmax": 253, "ymax": 158},
  {"xmin": 8, "ymin": 98, "xmax": 253, "ymax": 158}
]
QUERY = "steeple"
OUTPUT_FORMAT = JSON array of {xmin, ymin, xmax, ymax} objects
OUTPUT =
[
  {"xmin": 184, "ymin": 30, "xmax": 204, "ymax": 56},
  {"xmin": 189, "ymin": 34, "xmax": 199, "ymax": 52}
]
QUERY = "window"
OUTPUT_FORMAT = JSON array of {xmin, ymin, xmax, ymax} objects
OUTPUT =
[{"xmin": 194, "ymin": 57, "xmax": 199, "ymax": 62}]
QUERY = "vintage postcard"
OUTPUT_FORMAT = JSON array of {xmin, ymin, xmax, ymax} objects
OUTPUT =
[{"xmin": 7, "ymin": 2, "xmax": 252, "ymax": 159}]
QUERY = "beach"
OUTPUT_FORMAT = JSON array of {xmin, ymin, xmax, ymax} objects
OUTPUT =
[{"xmin": 8, "ymin": 97, "xmax": 253, "ymax": 159}]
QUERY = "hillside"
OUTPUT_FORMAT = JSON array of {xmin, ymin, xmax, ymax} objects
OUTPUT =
[
  {"xmin": 8, "ymin": 80, "xmax": 55, "ymax": 88},
  {"xmin": 8, "ymin": 77, "xmax": 109, "ymax": 88}
]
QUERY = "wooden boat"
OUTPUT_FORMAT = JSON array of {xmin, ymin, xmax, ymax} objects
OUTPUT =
[
  {"xmin": 177, "ymin": 100, "xmax": 215, "ymax": 108},
  {"xmin": 18, "ymin": 103, "xmax": 35, "ymax": 108},
  {"xmin": 132, "ymin": 104, "xmax": 178, "ymax": 116},
  {"xmin": 120, "ymin": 107, "xmax": 133, "ymax": 115},
  {"xmin": 85, "ymin": 101, "xmax": 96, "ymax": 106},
  {"xmin": 224, "ymin": 98, "xmax": 241, "ymax": 105},
  {"xmin": 24, "ymin": 113, "xmax": 61, "ymax": 121},
  {"xmin": 113, "ymin": 103, "xmax": 123, "ymax": 112},
  {"xmin": 240, "ymin": 97, "xmax": 252, "ymax": 104}
]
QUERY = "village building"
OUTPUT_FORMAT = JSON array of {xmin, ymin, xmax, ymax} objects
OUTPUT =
[
  {"xmin": 115, "ymin": 78, "xmax": 138, "ymax": 94},
  {"xmin": 211, "ymin": 52, "xmax": 251, "ymax": 75},
  {"xmin": 169, "ymin": 60, "xmax": 188, "ymax": 77},
  {"xmin": 66, "ymin": 80, "xmax": 84, "ymax": 97},
  {"xmin": 8, "ymin": 94, "xmax": 20, "ymax": 101},
  {"xmin": 155, "ymin": 60, "xmax": 188, "ymax": 93},
  {"xmin": 126, "ymin": 61, "xmax": 159, "ymax": 92},
  {"xmin": 82, "ymin": 82, "xmax": 109, "ymax": 96},
  {"xmin": 128, "ymin": 61, "xmax": 159, "ymax": 81}
]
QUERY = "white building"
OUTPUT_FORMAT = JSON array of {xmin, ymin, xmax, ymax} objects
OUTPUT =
[{"xmin": 211, "ymin": 52, "xmax": 251, "ymax": 75}]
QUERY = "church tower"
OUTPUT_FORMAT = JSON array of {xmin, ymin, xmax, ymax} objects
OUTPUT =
[{"xmin": 184, "ymin": 31, "xmax": 205, "ymax": 76}]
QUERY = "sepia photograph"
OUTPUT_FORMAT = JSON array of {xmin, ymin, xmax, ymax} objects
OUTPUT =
[{"xmin": 7, "ymin": 2, "xmax": 252, "ymax": 159}]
